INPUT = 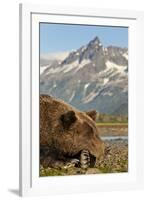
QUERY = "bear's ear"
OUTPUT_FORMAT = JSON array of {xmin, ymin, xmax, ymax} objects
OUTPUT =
[
  {"xmin": 85, "ymin": 110, "xmax": 97, "ymax": 121},
  {"xmin": 60, "ymin": 111, "xmax": 77, "ymax": 129}
]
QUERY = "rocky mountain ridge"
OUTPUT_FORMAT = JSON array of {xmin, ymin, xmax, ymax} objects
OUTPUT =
[{"xmin": 40, "ymin": 36, "xmax": 128, "ymax": 115}]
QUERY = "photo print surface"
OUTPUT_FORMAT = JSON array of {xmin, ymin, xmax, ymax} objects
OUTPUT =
[{"xmin": 39, "ymin": 23, "xmax": 128, "ymax": 176}]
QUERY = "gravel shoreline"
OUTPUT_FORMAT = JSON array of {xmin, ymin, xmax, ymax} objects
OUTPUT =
[{"xmin": 96, "ymin": 139, "xmax": 128, "ymax": 173}]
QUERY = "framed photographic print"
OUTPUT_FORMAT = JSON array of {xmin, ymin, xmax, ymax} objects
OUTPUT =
[{"xmin": 19, "ymin": 3, "xmax": 144, "ymax": 196}]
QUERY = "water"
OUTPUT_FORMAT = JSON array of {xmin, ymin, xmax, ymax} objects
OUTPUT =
[{"xmin": 101, "ymin": 136, "xmax": 128, "ymax": 141}]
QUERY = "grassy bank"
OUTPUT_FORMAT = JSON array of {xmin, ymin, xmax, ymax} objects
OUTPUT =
[
  {"xmin": 40, "ymin": 140, "xmax": 128, "ymax": 176},
  {"xmin": 97, "ymin": 122, "xmax": 128, "ymax": 126}
]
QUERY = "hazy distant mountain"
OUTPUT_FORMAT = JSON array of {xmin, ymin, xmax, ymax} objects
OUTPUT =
[
  {"xmin": 40, "ymin": 52, "xmax": 69, "ymax": 73},
  {"xmin": 40, "ymin": 36, "xmax": 128, "ymax": 116}
]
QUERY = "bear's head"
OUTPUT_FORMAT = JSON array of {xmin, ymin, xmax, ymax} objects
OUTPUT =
[
  {"xmin": 40, "ymin": 95, "xmax": 104, "ymax": 167},
  {"xmin": 53, "ymin": 108, "xmax": 104, "ymax": 167}
]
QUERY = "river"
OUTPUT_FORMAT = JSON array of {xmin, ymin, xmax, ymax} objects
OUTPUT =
[{"xmin": 101, "ymin": 136, "xmax": 128, "ymax": 141}]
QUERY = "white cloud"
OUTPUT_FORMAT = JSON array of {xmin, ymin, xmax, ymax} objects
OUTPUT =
[{"xmin": 40, "ymin": 51, "xmax": 69, "ymax": 61}]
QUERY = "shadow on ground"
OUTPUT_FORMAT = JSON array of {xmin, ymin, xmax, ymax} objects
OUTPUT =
[{"xmin": 8, "ymin": 189, "xmax": 19, "ymax": 196}]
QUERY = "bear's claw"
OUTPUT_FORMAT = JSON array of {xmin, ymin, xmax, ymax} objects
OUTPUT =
[
  {"xmin": 64, "ymin": 158, "xmax": 80, "ymax": 169},
  {"xmin": 80, "ymin": 150, "xmax": 90, "ymax": 169}
]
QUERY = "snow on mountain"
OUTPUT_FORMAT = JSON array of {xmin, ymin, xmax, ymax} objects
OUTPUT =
[
  {"xmin": 83, "ymin": 90, "xmax": 101, "ymax": 104},
  {"xmin": 40, "ymin": 36, "xmax": 128, "ymax": 115},
  {"xmin": 123, "ymin": 52, "xmax": 128, "ymax": 60},
  {"xmin": 40, "ymin": 65, "xmax": 49, "ymax": 74},
  {"xmin": 105, "ymin": 61, "xmax": 127, "ymax": 75}
]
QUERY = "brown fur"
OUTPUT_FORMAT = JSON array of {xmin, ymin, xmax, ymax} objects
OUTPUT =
[{"xmin": 40, "ymin": 95, "xmax": 104, "ymax": 168}]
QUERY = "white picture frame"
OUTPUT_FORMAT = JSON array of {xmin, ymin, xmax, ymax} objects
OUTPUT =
[{"xmin": 19, "ymin": 3, "xmax": 144, "ymax": 197}]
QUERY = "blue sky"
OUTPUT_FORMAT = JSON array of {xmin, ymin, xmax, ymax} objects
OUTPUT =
[{"xmin": 40, "ymin": 23, "xmax": 128, "ymax": 54}]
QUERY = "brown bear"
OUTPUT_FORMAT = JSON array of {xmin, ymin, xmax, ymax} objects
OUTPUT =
[{"xmin": 40, "ymin": 95, "xmax": 104, "ymax": 169}]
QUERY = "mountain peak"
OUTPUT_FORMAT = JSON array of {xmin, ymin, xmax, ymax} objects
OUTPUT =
[
  {"xmin": 87, "ymin": 36, "xmax": 102, "ymax": 49},
  {"xmin": 93, "ymin": 36, "xmax": 100, "ymax": 41},
  {"xmin": 91, "ymin": 36, "xmax": 101, "ymax": 44}
]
